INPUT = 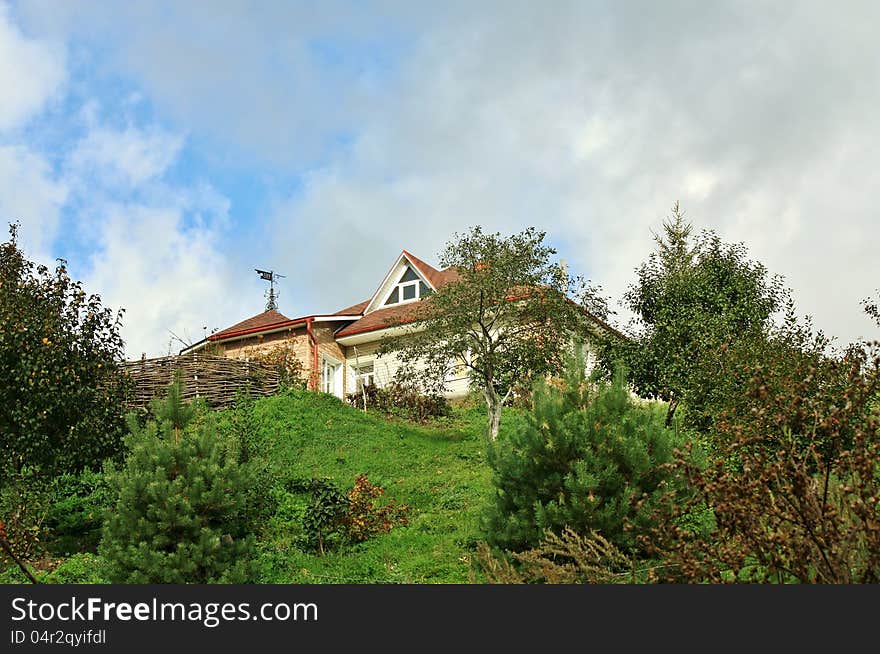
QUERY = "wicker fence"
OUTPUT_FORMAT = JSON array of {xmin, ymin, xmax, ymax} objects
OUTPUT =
[{"xmin": 122, "ymin": 354, "xmax": 281, "ymax": 409}]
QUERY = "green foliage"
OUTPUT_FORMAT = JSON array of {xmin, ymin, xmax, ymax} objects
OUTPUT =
[
  {"xmin": 42, "ymin": 553, "xmax": 109, "ymax": 584},
  {"xmin": 380, "ymin": 225, "xmax": 607, "ymax": 440},
  {"xmin": 228, "ymin": 391, "xmax": 277, "ymax": 533},
  {"xmin": 483, "ymin": 357, "xmax": 685, "ymax": 555},
  {"xmin": 346, "ymin": 379, "xmax": 451, "ymax": 422},
  {"xmin": 648, "ymin": 335, "xmax": 880, "ymax": 583},
  {"xmin": 0, "ymin": 467, "xmax": 54, "ymax": 563},
  {"xmin": 0, "ymin": 223, "xmax": 131, "ymax": 479},
  {"xmin": 100, "ymin": 374, "xmax": 256, "ymax": 583},
  {"xmin": 288, "ymin": 478, "xmax": 350, "ymax": 554},
  {"xmin": 475, "ymin": 528, "xmax": 635, "ymax": 584},
  {"xmin": 599, "ymin": 204, "xmax": 785, "ymax": 429},
  {"xmin": 288, "ymin": 474, "xmax": 410, "ymax": 554},
  {"xmin": 45, "ymin": 468, "xmax": 112, "ymax": 555},
  {"xmin": 246, "ymin": 342, "xmax": 308, "ymax": 389}
]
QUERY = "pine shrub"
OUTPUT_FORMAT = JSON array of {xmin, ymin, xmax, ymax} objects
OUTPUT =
[
  {"xmin": 100, "ymin": 374, "xmax": 255, "ymax": 583},
  {"xmin": 483, "ymin": 359, "xmax": 685, "ymax": 555}
]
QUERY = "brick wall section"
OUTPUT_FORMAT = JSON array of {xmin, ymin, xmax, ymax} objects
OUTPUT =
[
  {"xmin": 219, "ymin": 328, "xmax": 312, "ymax": 379},
  {"xmin": 314, "ymin": 324, "xmax": 349, "ymax": 395}
]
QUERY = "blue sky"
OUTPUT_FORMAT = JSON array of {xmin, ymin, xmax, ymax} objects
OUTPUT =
[{"xmin": 2, "ymin": 1, "xmax": 878, "ymax": 357}]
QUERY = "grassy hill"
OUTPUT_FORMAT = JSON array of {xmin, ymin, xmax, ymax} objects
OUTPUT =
[
  {"xmin": 221, "ymin": 389, "xmax": 523, "ymax": 584},
  {"xmin": 1, "ymin": 388, "xmax": 523, "ymax": 585}
]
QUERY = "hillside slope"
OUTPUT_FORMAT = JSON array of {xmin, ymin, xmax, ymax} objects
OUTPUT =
[{"xmin": 235, "ymin": 389, "xmax": 521, "ymax": 583}]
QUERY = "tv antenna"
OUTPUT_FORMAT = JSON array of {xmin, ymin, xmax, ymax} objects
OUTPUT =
[{"xmin": 255, "ymin": 269, "xmax": 286, "ymax": 311}]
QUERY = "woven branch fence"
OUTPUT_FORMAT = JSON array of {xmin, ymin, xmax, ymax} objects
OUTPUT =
[{"xmin": 122, "ymin": 354, "xmax": 280, "ymax": 409}]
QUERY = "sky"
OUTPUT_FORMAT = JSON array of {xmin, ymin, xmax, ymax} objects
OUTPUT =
[{"xmin": 2, "ymin": 1, "xmax": 878, "ymax": 358}]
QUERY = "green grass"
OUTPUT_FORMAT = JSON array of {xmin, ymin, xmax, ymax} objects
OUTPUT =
[
  {"xmin": 228, "ymin": 388, "xmax": 525, "ymax": 584},
  {"xmin": 0, "ymin": 389, "xmax": 525, "ymax": 584}
]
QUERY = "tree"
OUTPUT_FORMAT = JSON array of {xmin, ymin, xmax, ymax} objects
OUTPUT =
[
  {"xmin": 0, "ymin": 223, "xmax": 131, "ymax": 479},
  {"xmin": 646, "ymin": 335, "xmax": 880, "ymax": 583},
  {"xmin": 482, "ymin": 355, "xmax": 684, "ymax": 555},
  {"xmin": 100, "ymin": 374, "xmax": 255, "ymax": 583},
  {"xmin": 599, "ymin": 203, "xmax": 786, "ymax": 429},
  {"xmin": 380, "ymin": 226, "xmax": 607, "ymax": 440}
]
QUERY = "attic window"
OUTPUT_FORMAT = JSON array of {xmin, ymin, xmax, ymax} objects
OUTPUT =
[{"xmin": 384, "ymin": 265, "xmax": 431, "ymax": 306}]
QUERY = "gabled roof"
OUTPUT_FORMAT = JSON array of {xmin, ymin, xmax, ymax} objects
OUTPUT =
[
  {"xmin": 211, "ymin": 309, "xmax": 290, "ymax": 340},
  {"xmin": 333, "ymin": 300, "xmax": 369, "ymax": 316},
  {"xmin": 402, "ymin": 250, "xmax": 460, "ymax": 289},
  {"xmin": 195, "ymin": 250, "xmax": 460, "ymax": 348},
  {"xmin": 363, "ymin": 250, "xmax": 460, "ymax": 314},
  {"xmin": 335, "ymin": 302, "xmax": 425, "ymax": 339}
]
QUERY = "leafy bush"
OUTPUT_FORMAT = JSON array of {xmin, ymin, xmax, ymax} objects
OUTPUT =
[
  {"xmin": 43, "ymin": 553, "xmax": 109, "ymax": 584},
  {"xmin": 344, "ymin": 474, "xmax": 410, "ymax": 543},
  {"xmin": 0, "ymin": 467, "xmax": 53, "ymax": 564},
  {"xmin": 246, "ymin": 342, "xmax": 308, "ymax": 389},
  {"xmin": 100, "ymin": 374, "xmax": 256, "ymax": 583},
  {"xmin": 0, "ymin": 223, "xmax": 131, "ymax": 480},
  {"xmin": 483, "ymin": 357, "xmax": 686, "ymax": 555},
  {"xmin": 45, "ymin": 469, "xmax": 112, "ymax": 555},
  {"xmin": 288, "ymin": 475, "xmax": 410, "ymax": 554},
  {"xmin": 346, "ymin": 381, "xmax": 450, "ymax": 422},
  {"xmin": 647, "ymin": 341, "xmax": 880, "ymax": 583}
]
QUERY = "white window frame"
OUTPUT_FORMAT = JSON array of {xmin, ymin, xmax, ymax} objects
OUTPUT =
[
  {"xmin": 383, "ymin": 267, "xmax": 429, "ymax": 307},
  {"xmin": 354, "ymin": 362, "xmax": 376, "ymax": 391},
  {"xmin": 320, "ymin": 355, "xmax": 343, "ymax": 397}
]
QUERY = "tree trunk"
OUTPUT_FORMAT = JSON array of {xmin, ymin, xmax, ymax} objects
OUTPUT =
[
  {"xmin": 664, "ymin": 396, "xmax": 679, "ymax": 428},
  {"xmin": 485, "ymin": 386, "xmax": 503, "ymax": 441}
]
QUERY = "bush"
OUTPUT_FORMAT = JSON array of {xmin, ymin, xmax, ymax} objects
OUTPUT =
[
  {"xmin": 647, "ymin": 342, "xmax": 880, "ymax": 583},
  {"xmin": 475, "ymin": 528, "xmax": 634, "ymax": 584},
  {"xmin": 43, "ymin": 553, "xmax": 109, "ymax": 584},
  {"xmin": 45, "ymin": 469, "xmax": 112, "ymax": 556},
  {"xmin": 0, "ymin": 223, "xmax": 131, "ymax": 480},
  {"xmin": 247, "ymin": 342, "xmax": 308, "ymax": 389},
  {"xmin": 288, "ymin": 475, "xmax": 410, "ymax": 554},
  {"xmin": 100, "ymin": 374, "xmax": 256, "ymax": 583},
  {"xmin": 346, "ymin": 381, "xmax": 451, "ymax": 422},
  {"xmin": 483, "ymin": 358, "xmax": 686, "ymax": 555},
  {"xmin": 0, "ymin": 468, "xmax": 53, "ymax": 564}
]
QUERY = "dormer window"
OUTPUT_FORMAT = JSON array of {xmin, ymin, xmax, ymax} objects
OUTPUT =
[{"xmin": 384, "ymin": 266, "xmax": 432, "ymax": 306}]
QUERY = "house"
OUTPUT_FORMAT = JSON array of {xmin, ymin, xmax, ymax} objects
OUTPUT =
[{"xmin": 180, "ymin": 249, "xmax": 612, "ymax": 399}]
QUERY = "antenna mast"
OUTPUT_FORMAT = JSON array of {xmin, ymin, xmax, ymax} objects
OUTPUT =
[{"xmin": 255, "ymin": 269, "xmax": 286, "ymax": 311}]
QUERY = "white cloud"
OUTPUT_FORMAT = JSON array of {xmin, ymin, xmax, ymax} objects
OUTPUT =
[
  {"xmin": 0, "ymin": 2, "xmax": 64, "ymax": 131},
  {"xmin": 0, "ymin": 144, "xmax": 68, "ymax": 261},
  {"xmin": 268, "ymin": 2, "xmax": 880, "ymax": 345},
  {"xmin": 81, "ymin": 201, "xmax": 246, "ymax": 359},
  {"xmin": 12, "ymin": 1, "xmax": 880, "ymax": 348},
  {"xmin": 68, "ymin": 125, "xmax": 184, "ymax": 188}
]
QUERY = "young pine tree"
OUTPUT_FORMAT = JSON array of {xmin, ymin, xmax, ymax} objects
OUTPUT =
[
  {"xmin": 483, "ymin": 356, "xmax": 684, "ymax": 555},
  {"xmin": 100, "ymin": 373, "xmax": 255, "ymax": 583}
]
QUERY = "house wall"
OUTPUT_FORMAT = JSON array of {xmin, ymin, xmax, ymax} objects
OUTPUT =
[
  {"xmin": 314, "ymin": 324, "xmax": 349, "ymax": 397},
  {"xmin": 220, "ymin": 328, "xmax": 310, "ymax": 361},
  {"xmin": 342, "ymin": 338, "xmax": 470, "ymax": 399},
  {"xmin": 216, "ymin": 328, "xmax": 312, "ymax": 386}
]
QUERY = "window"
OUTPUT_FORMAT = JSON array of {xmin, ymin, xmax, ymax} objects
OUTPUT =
[
  {"xmin": 384, "ymin": 266, "xmax": 431, "ymax": 306},
  {"xmin": 354, "ymin": 363, "xmax": 375, "ymax": 392},
  {"xmin": 321, "ymin": 357, "xmax": 341, "ymax": 396}
]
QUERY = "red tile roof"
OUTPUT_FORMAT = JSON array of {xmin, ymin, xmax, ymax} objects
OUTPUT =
[
  {"xmin": 210, "ymin": 309, "xmax": 291, "ymax": 340},
  {"xmin": 335, "ymin": 302, "xmax": 429, "ymax": 338},
  {"xmin": 333, "ymin": 300, "xmax": 369, "ymax": 316},
  {"xmin": 209, "ymin": 252, "xmax": 465, "ymax": 343},
  {"xmin": 402, "ymin": 250, "xmax": 459, "ymax": 289}
]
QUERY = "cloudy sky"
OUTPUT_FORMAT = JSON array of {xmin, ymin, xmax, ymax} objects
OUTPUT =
[{"xmin": 3, "ymin": 1, "xmax": 877, "ymax": 357}]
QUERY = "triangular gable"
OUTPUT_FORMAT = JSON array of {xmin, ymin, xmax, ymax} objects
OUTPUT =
[{"xmin": 363, "ymin": 251, "xmax": 441, "ymax": 314}]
